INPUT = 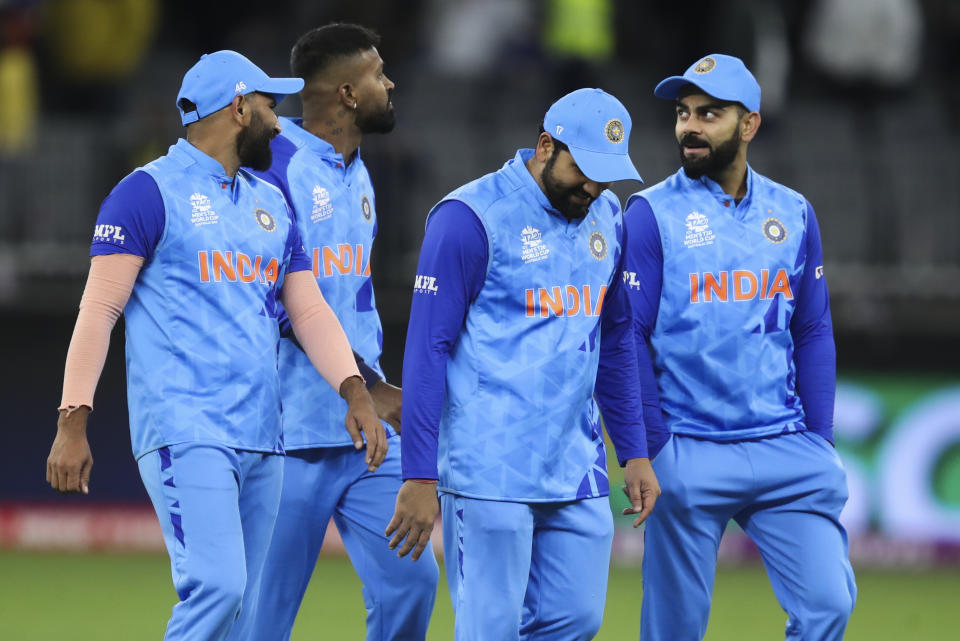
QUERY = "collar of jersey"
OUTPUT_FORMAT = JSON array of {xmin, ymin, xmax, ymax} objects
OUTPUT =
[
  {"xmin": 173, "ymin": 138, "xmax": 234, "ymax": 180},
  {"xmin": 681, "ymin": 162, "xmax": 757, "ymax": 209},
  {"xmin": 281, "ymin": 117, "xmax": 362, "ymax": 168},
  {"xmin": 510, "ymin": 148, "xmax": 572, "ymax": 221}
]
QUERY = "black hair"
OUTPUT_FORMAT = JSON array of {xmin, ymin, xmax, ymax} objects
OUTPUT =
[
  {"xmin": 538, "ymin": 122, "xmax": 570, "ymax": 154},
  {"xmin": 290, "ymin": 23, "xmax": 381, "ymax": 80},
  {"xmin": 178, "ymin": 98, "xmax": 197, "ymax": 116}
]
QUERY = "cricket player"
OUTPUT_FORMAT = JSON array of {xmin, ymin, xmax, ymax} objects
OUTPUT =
[
  {"xmin": 387, "ymin": 88, "xmax": 660, "ymax": 641},
  {"xmin": 45, "ymin": 50, "xmax": 386, "ymax": 641},
  {"xmin": 248, "ymin": 23, "xmax": 438, "ymax": 641},
  {"xmin": 622, "ymin": 54, "xmax": 857, "ymax": 641}
]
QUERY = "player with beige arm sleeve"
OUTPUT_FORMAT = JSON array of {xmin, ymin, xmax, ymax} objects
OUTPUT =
[{"xmin": 45, "ymin": 50, "xmax": 384, "ymax": 641}]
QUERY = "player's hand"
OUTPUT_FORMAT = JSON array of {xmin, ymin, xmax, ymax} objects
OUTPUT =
[
  {"xmin": 46, "ymin": 407, "xmax": 94, "ymax": 495},
  {"xmin": 385, "ymin": 480, "xmax": 438, "ymax": 561},
  {"xmin": 340, "ymin": 375, "xmax": 388, "ymax": 471},
  {"xmin": 621, "ymin": 457, "xmax": 660, "ymax": 527},
  {"xmin": 369, "ymin": 380, "xmax": 402, "ymax": 433}
]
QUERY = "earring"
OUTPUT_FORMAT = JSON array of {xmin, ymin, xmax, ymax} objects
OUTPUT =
[{"xmin": 353, "ymin": 102, "xmax": 358, "ymax": 110}]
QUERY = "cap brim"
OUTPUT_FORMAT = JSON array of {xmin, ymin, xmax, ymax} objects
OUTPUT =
[
  {"xmin": 653, "ymin": 76, "xmax": 693, "ymax": 101},
  {"xmin": 255, "ymin": 77, "xmax": 305, "ymax": 104},
  {"xmin": 654, "ymin": 76, "xmax": 749, "ymax": 109},
  {"xmin": 568, "ymin": 145, "xmax": 643, "ymax": 184}
]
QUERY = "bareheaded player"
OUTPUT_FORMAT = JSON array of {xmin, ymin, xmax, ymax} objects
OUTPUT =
[{"xmin": 247, "ymin": 23, "xmax": 438, "ymax": 641}]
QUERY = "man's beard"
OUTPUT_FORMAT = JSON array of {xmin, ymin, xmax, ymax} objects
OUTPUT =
[
  {"xmin": 237, "ymin": 111, "xmax": 275, "ymax": 171},
  {"xmin": 679, "ymin": 128, "xmax": 740, "ymax": 179},
  {"xmin": 356, "ymin": 93, "xmax": 396, "ymax": 134},
  {"xmin": 542, "ymin": 151, "xmax": 594, "ymax": 219}
]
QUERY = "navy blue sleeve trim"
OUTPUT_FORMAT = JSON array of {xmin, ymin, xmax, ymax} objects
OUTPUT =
[
  {"xmin": 596, "ymin": 232, "xmax": 649, "ymax": 463},
  {"xmin": 790, "ymin": 200, "xmax": 836, "ymax": 443},
  {"xmin": 621, "ymin": 196, "xmax": 669, "ymax": 458},
  {"xmin": 400, "ymin": 200, "xmax": 487, "ymax": 480},
  {"xmin": 90, "ymin": 170, "xmax": 164, "ymax": 259}
]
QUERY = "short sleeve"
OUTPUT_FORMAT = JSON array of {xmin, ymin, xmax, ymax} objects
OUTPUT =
[
  {"xmin": 286, "ymin": 213, "xmax": 312, "ymax": 274},
  {"xmin": 90, "ymin": 170, "xmax": 165, "ymax": 259}
]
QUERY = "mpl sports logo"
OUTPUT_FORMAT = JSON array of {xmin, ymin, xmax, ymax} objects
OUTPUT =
[
  {"xmin": 92, "ymin": 224, "xmax": 126, "ymax": 244},
  {"xmin": 622, "ymin": 270, "xmax": 642, "ymax": 290},
  {"xmin": 414, "ymin": 274, "xmax": 439, "ymax": 295}
]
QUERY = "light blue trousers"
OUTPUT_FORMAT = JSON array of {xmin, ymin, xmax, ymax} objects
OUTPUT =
[
  {"xmin": 641, "ymin": 431, "xmax": 857, "ymax": 641},
  {"xmin": 138, "ymin": 443, "xmax": 283, "ymax": 641},
  {"xmin": 441, "ymin": 493, "xmax": 614, "ymax": 641},
  {"xmin": 250, "ymin": 437, "xmax": 439, "ymax": 641}
]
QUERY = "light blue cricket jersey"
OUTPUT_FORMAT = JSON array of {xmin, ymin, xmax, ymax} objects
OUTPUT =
[
  {"xmin": 627, "ymin": 166, "xmax": 808, "ymax": 440},
  {"xmin": 256, "ymin": 117, "xmax": 391, "ymax": 448},
  {"xmin": 125, "ymin": 139, "xmax": 302, "ymax": 458},
  {"xmin": 433, "ymin": 150, "xmax": 622, "ymax": 502}
]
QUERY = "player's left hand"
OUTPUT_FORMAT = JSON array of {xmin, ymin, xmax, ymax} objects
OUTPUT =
[
  {"xmin": 47, "ymin": 406, "xmax": 94, "ymax": 495},
  {"xmin": 386, "ymin": 480, "xmax": 438, "ymax": 561},
  {"xmin": 621, "ymin": 457, "xmax": 660, "ymax": 527},
  {"xmin": 369, "ymin": 380, "xmax": 402, "ymax": 433},
  {"xmin": 340, "ymin": 375, "xmax": 388, "ymax": 471}
]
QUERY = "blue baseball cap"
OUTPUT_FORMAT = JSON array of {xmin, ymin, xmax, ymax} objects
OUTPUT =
[
  {"xmin": 176, "ymin": 50, "xmax": 305, "ymax": 125},
  {"xmin": 542, "ymin": 88, "xmax": 642, "ymax": 183},
  {"xmin": 654, "ymin": 54, "xmax": 761, "ymax": 113}
]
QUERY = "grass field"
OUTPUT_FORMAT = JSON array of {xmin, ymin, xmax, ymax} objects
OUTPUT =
[{"xmin": 1, "ymin": 552, "xmax": 958, "ymax": 640}]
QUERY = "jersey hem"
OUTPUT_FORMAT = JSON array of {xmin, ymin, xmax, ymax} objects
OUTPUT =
[
  {"xmin": 283, "ymin": 431, "xmax": 400, "ymax": 451},
  {"xmin": 133, "ymin": 438, "xmax": 284, "ymax": 461},
  {"xmin": 669, "ymin": 421, "xmax": 806, "ymax": 442},
  {"xmin": 436, "ymin": 485, "xmax": 611, "ymax": 503}
]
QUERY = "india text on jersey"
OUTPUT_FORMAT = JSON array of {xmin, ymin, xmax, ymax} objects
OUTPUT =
[
  {"xmin": 689, "ymin": 268, "xmax": 794, "ymax": 303},
  {"xmin": 197, "ymin": 250, "xmax": 281, "ymax": 284},
  {"xmin": 525, "ymin": 284, "xmax": 607, "ymax": 317},
  {"xmin": 312, "ymin": 244, "xmax": 371, "ymax": 277}
]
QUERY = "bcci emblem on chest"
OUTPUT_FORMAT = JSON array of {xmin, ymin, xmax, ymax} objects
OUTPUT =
[
  {"xmin": 762, "ymin": 217, "xmax": 787, "ymax": 244},
  {"xmin": 361, "ymin": 195, "xmax": 373, "ymax": 222},
  {"xmin": 255, "ymin": 208, "xmax": 277, "ymax": 232},
  {"xmin": 589, "ymin": 231, "xmax": 608, "ymax": 260}
]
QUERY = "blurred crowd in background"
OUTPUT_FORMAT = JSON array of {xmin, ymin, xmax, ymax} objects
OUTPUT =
[
  {"xmin": 1, "ymin": 0, "xmax": 959, "ymax": 362},
  {"xmin": 1, "ymin": 1, "xmax": 959, "ymax": 530}
]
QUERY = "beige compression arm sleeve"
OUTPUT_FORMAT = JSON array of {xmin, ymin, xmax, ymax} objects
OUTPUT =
[
  {"xmin": 59, "ymin": 254, "xmax": 143, "ymax": 411},
  {"xmin": 281, "ymin": 270, "xmax": 362, "ymax": 392}
]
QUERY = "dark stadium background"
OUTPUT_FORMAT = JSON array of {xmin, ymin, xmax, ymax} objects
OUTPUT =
[{"xmin": 1, "ymin": 2, "xmax": 958, "ymax": 638}]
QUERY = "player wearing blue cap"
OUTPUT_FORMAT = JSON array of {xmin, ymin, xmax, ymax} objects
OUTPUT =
[
  {"xmin": 622, "ymin": 54, "xmax": 857, "ymax": 641},
  {"xmin": 247, "ymin": 24, "xmax": 438, "ymax": 641},
  {"xmin": 46, "ymin": 50, "xmax": 386, "ymax": 641},
  {"xmin": 387, "ymin": 88, "xmax": 660, "ymax": 641}
]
